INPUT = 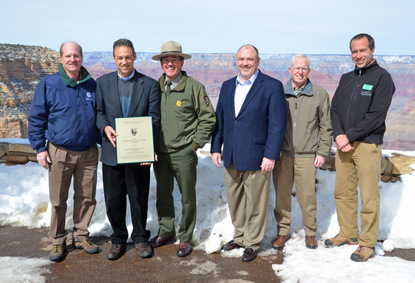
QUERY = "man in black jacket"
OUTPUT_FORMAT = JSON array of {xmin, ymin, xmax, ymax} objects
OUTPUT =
[
  {"xmin": 96, "ymin": 39, "xmax": 160, "ymax": 260},
  {"xmin": 325, "ymin": 33, "xmax": 395, "ymax": 262}
]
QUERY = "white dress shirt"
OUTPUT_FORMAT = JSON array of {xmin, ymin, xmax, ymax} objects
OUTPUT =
[{"xmin": 234, "ymin": 70, "xmax": 259, "ymax": 117}]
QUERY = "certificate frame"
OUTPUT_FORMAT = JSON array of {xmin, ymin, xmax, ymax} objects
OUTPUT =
[{"xmin": 115, "ymin": 116, "xmax": 155, "ymax": 164}]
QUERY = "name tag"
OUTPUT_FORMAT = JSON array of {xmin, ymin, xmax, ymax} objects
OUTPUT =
[{"xmin": 362, "ymin": 84, "xmax": 373, "ymax": 91}]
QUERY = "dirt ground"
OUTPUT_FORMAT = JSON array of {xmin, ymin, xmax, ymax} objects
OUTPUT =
[{"xmin": 1, "ymin": 226, "xmax": 414, "ymax": 282}]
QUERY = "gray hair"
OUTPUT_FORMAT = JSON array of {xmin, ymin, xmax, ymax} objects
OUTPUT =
[{"xmin": 290, "ymin": 54, "xmax": 311, "ymax": 68}]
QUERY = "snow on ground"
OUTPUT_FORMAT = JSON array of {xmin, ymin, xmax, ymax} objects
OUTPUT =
[
  {"xmin": 0, "ymin": 257, "xmax": 50, "ymax": 283},
  {"xmin": 1, "ymin": 142, "xmax": 415, "ymax": 282}
]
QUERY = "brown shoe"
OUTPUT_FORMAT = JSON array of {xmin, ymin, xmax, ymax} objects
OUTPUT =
[
  {"xmin": 305, "ymin": 236, "xmax": 317, "ymax": 249},
  {"xmin": 242, "ymin": 248, "xmax": 257, "ymax": 262},
  {"xmin": 350, "ymin": 245, "xmax": 375, "ymax": 262},
  {"xmin": 324, "ymin": 233, "xmax": 358, "ymax": 247},
  {"xmin": 74, "ymin": 239, "xmax": 100, "ymax": 254},
  {"xmin": 177, "ymin": 242, "xmax": 193, "ymax": 257},
  {"xmin": 136, "ymin": 242, "xmax": 153, "ymax": 258},
  {"xmin": 272, "ymin": 235, "xmax": 289, "ymax": 250},
  {"xmin": 149, "ymin": 236, "xmax": 176, "ymax": 248},
  {"xmin": 106, "ymin": 244, "xmax": 126, "ymax": 260},
  {"xmin": 50, "ymin": 244, "xmax": 65, "ymax": 262},
  {"xmin": 222, "ymin": 240, "xmax": 242, "ymax": 251}
]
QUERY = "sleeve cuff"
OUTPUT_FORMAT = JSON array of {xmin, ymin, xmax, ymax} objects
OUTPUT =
[
  {"xmin": 191, "ymin": 142, "xmax": 200, "ymax": 151},
  {"xmin": 36, "ymin": 146, "xmax": 47, "ymax": 154}
]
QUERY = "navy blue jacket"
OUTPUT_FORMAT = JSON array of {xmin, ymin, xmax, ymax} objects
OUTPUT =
[
  {"xmin": 28, "ymin": 64, "xmax": 100, "ymax": 153},
  {"xmin": 211, "ymin": 70, "xmax": 287, "ymax": 171}
]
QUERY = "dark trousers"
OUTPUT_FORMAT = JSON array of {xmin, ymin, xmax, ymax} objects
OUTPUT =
[
  {"xmin": 153, "ymin": 145, "xmax": 197, "ymax": 243},
  {"xmin": 102, "ymin": 163, "xmax": 150, "ymax": 244}
]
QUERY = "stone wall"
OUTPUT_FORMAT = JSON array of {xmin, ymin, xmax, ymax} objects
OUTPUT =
[
  {"xmin": 1, "ymin": 142, "xmax": 413, "ymax": 183},
  {"xmin": 320, "ymin": 153, "xmax": 414, "ymax": 183},
  {"xmin": 0, "ymin": 142, "xmax": 37, "ymax": 164}
]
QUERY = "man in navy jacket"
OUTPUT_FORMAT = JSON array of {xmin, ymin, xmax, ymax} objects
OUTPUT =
[
  {"xmin": 28, "ymin": 41, "xmax": 100, "ymax": 262},
  {"xmin": 211, "ymin": 44, "xmax": 287, "ymax": 262}
]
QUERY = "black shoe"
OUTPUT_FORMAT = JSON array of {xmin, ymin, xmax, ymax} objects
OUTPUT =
[
  {"xmin": 177, "ymin": 242, "xmax": 193, "ymax": 257},
  {"xmin": 222, "ymin": 240, "xmax": 242, "ymax": 251},
  {"xmin": 106, "ymin": 244, "xmax": 126, "ymax": 260},
  {"xmin": 242, "ymin": 247, "xmax": 257, "ymax": 262},
  {"xmin": 149, "ymin": 236, "xmax": 177, "ymax": 248}
]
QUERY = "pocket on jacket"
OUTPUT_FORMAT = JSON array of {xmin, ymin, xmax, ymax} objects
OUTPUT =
[{"xmin": 253, "ymin": 137, "xmax": 266, "ymax": 145}]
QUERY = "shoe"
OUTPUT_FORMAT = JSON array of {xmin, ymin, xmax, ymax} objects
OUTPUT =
[
  {"xmin": 272, "ymin": 235, "xmax": 289, "ymax": 250},
  {"xmin": 136, "ymin": 242, "xmax": 153, "ymax": 258},
  {"xmin": 106, "ymin": 244, "xmax": 126, "ymax": 260},
  {"xmin": 324, "ymin": 234, "xmax": 358, "ymax": 247},
  {"xmin": 350, "ymin": 245, "xmax": 375, "ymax": 262},
  {"xmin": 50, "ymin": 244, "xmax": 65, "ymax": 262},
  {"xmin": 149, "ymin": 236, "xmax": 176, "ymax": 248},
  {"xmin": 305, "ymin": 236, "xmax": 317, "ymax": 249},
  {"xmin": 222, "ymin": 240, "xmax": 242, "ymax": 251},
  {"xmin": 177, "ymin": 242, "xmax": 193, "ymax": 257},
  {"xmin": 74, "ymin": 239, "xmax": 100, "ymax": 254},
  {"xmin": 242, "ymin": 248, "xmax": 257, "ymax": 262}
]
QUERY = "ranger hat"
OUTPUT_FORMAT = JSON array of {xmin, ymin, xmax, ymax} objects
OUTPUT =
[{"xmin": 152, "ymin": 41, "xmax": 191, "ymax": 61}]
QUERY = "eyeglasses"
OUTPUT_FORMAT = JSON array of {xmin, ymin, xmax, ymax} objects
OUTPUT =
[{"xmin": 293, "ymin": 67, "xmax": 309, "ymax": 72}]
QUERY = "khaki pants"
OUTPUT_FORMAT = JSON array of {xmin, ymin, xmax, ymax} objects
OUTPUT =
[
  {"xmin": 224, "ymin": 162, "xmax": 271, "ymax": 250},
  {"xmin": 334, "ymin": 142, "xmax": 382, "ymax": 247},
  {"xmin": 48, "ymin": 143, "xmax": 98, "ymax": 245},
  {"xmin": 273, "ymin": 154, "xmax": 317, "ymax": 236}
]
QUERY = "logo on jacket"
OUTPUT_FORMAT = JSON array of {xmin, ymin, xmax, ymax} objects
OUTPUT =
[
  {"xmin": 85, "ymin": 92, "xmax": 93, "ymax": 101},
  {"xmin": 203, "ymin": 94, "xmax": 210, "ymax": 106}
]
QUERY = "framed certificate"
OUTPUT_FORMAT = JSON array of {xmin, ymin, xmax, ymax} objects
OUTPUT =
[{"xmin": 115, "ymin": 116, "xmax": 155, "ymax": 164}]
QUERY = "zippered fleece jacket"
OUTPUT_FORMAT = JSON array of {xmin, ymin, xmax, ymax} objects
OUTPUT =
[
  {"xmin": 281, "ymin": 78, "xmax": 332, "ymax": 158},
  {"xmin": 156, "ymin": 71, "xmax": 216, "ymax": 153},
  {"xmin": 331, "ymin": 60, "xmax": 395, "ymax": 144},
  {"xmin": 28, "ymin": 63, "xmax": 100, "ymax": 153}
]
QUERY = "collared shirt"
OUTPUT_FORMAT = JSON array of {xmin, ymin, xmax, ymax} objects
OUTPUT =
[
  {"xmin": 118, "ymin": 69, "xmax": 135, "ymax": 80},
  {"xmin": 164, "ymin": 72, "xmax": 183, "ymax": 91},
  {"xmin": 292, "ymin": 82, "xmax": 306, "ymax": 97},
  {"xmin": 234, "ymin": 69, "xmax": 259, "ymax": 116}
]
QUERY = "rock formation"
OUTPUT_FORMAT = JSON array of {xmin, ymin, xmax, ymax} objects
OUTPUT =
[
  {"xmin": 0, "ymin": 44, "xmax": 59, "ymax": 138},
  {"xmin": 1, "ymin": 44, "xmax": 414, "ymax": 151}
]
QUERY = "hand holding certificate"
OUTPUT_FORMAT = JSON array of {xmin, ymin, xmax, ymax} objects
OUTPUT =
[{"xmin": 115, "ymin": 116, "xmax": 155, "ymax": 164}]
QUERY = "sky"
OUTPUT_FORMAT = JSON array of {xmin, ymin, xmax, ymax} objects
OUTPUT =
[
  {"xmin": 1, "ymin": 0, "xmax": 414, "ymax": 56},
  {"xmin": 1, "ymin": 139, "xmax": 415, "ymax": 282}
]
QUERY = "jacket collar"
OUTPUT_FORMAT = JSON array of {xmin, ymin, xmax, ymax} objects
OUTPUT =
[
  {"xmin": 158, "ymin": 71, "xmax": 188, "ymax": 92},
  {"xmin": 233, "ymin": 70, "xmax": 264, "ymax": 118},
  {"xmin": 284, "ymin": 78, "xmax": 313, "ymax": 97},
  {"xmin": 354, "ymin": 59, "xmax": 378, "ymax": 75},
  {"xmin": 59, "ymin": 63, "xmax": 91, "ymax": 87}
]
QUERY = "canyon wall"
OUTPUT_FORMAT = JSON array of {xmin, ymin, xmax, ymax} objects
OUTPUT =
[{"xmin": 1, "ymin": 44, "xmax": 414, "ymax": 150}]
